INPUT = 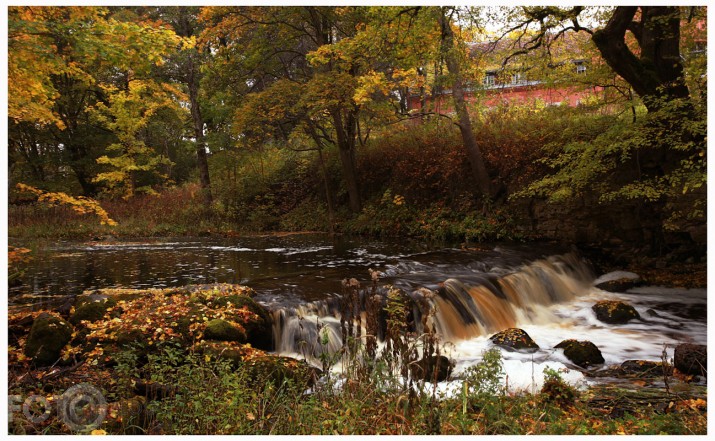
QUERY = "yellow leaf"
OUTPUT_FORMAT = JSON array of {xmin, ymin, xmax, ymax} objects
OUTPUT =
[
  {"xmin": 90, "ymin": 429, "xmax": 107, "ymax": 435},
  {"xmin": 246, "ymin": 412, "xmax": 256, "ymax": 421}
]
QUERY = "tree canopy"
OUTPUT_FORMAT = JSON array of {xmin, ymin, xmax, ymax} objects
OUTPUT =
[{"xmin": 8, "ymin": 5, "xmax": 706, "ymax": 238}]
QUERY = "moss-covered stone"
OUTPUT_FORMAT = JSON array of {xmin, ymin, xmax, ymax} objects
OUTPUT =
[
  {"xmin": 217, "ymin": 295, "xmax": 273, "ymax": 350},
  {"xmin": 555, "ymin": 339, "xmax": 605, "ymax": 368},
  {"xmin": 70, "ymin": 297, "xmax": 117, "ymax": 325},
  {"xmin": 490, "ymin": 328, "xmax": 539, "ymax": 352},
  {"xmin": 23, "ymin": 312, "xmax": 74, "ymax": 366},
  {"xmin": 203, "ymin": 319, "xmax": 247, "ymax": 342},
  {"xmin": 242, "ymin": 355, "xmax": 320, "ymax": 387},
  {"xmin": 592, "ymin": 300, "xmax": 640, "ymax": 324}
]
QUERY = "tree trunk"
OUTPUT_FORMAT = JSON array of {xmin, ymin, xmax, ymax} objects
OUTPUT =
[
  {"xmin": 332, "ymin": 110, "xmax": 362, "ymax": 213},
  {"xmin": 440, "ymin": 9, "xmax": 491, "ymax": 198},
  {"xmin": 317, "ymin": 148, "xmax": 336, "ymax": 234},
  {"xmin": 188, "ymin": 61, "xmax": 213, "ymax": 206},
  {"xmin": 592, "ymin": 6, "xmax": 690, "ymax": 112}
]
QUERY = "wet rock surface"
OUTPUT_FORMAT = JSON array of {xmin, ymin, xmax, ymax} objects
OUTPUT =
[
  {"xmin": 555, "ymin": 339, "xmax": 605, "ymax": 368},
  {"xmin": 490, "ymin": 328, "xmax": 539, "ymax": 352},
  {"xmin": 592, "ymin": 300, "xmax": 640, "ymax": 324}
]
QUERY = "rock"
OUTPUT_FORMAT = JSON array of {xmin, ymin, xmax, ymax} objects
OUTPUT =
[
  {"xmin": 203, "ymin": 319, "xmax": 247, "ymax": 342},
  {"xmin": 555, "ymin": 339, "xmax": 604, "ymax": 368},
  {"xmin": 53, "ymin": 295, "xmax": 76, "ymax": 318},
  {"xmin": 620, "ymin": 360, "xmax": 671, "ymax": 377},
  {"xmin": 23, "ymin": 313, "xmax": 74, "ymax": 366},
  {"xmin": 490, "ymin": 328, "xmax": 539, "ymax": 352},
  {"xmin": 592, "ymin": 300, "xmax": 640, "ymax": 324},
  {"xmin": 409, "ymin": 355, "xmax": 454, "ymax": 382},
  {"xmin": 70, "ymin": 295, "xmax": 117, "ymax": 325},
  {"xmin": 243, "ymin": 355, "xmax": 321, "ymax": 387},
  {"xmin": 594, "ymin": 271, "xmax": 642, "ymax": 292},
  {"xmin": 213, "ymin": 294, "xmax": 273, "ymax": 350},
  {"xmin": 674, "ymin": 343, "xmax": 706, "ymax": 377}
]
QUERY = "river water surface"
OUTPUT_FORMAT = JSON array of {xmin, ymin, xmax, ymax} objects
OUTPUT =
[{"xmin": 9, "ymin": 234, "xmax": 707, "ymax": 393}]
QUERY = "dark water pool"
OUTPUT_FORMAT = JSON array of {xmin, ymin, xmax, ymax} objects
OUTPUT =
[{"xmin": 9, "ymin": 234, "xmax": 563, "ymax": 310}]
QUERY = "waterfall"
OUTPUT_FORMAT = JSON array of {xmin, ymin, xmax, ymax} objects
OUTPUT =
[{"xmin": 271, "ymin": 252, "xmax": 594, "ymax": 363}]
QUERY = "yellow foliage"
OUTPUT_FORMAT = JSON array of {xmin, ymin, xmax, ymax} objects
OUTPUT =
[{"xmin": 15, "ymin": 183, "xmax": 118, "ymax": 226}]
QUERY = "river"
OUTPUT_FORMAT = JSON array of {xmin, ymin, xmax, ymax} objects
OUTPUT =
[{"xmin": 9, "ymin": 234, "xmax": 707, "ymax": 393}]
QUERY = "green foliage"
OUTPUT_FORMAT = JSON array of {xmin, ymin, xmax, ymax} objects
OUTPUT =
[
  {"xmin": 512, "ymin": 97, "xmax": 706, "ymax": 231},
  {"xmin": 463, "ymin": 348, "xmax": 505, "ymax": 398},
  {"xmin": 540, "ymin": 367, "xmax": 578, "ymax": 407}
]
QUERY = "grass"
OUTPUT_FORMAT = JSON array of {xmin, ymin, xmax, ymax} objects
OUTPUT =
[{"xmin": 8, "ymin": 341, "xmax": 706, "ymax": 435}]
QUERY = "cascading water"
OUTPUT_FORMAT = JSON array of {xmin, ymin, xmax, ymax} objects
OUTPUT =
[{"xmin": 272, "ymin": 252, "xmax": 595, "ymax": 364}]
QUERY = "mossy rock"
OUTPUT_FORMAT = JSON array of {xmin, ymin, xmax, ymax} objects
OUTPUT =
[
  {"xmin": 409, "ymin": 355, "xmax": 454, "ymax": 382},
  {"xmin": 23, "ymin": 312, "xmax": 74, "ymax": 366},
  {"xmin": 173, "ymin": 305, "xmax": 209, "ymax": 340},
  {"xmin": 592, "ymin": 300, "xmax": 640, "ymax": 324},
  {"xmin": 242, "ymin": 355, "xmax": 321, "ymax": 388},
  {"xmin": 203, "ymin": 319, "xmax": 247, "ymax": 342},
  {"xmin": 70, "ymin": 296, "xmax": 117, "ymax": 326},
  {"xmin": 555, "ymin": 339, "xmax": 605, "ymax": 368},
  {"xmin": 217, "ymin": 295, "xmax": 273, "ymax": 350},
  {"xmin": 674, "ymin": 343, "xmax": 707, "ymax": 377},
  {"xmin": 490, "ymin": 328, "xmax": 539, "ymax": 352}
]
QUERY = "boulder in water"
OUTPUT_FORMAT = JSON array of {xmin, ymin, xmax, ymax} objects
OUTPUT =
[
  {"xmin": 592, "ymin": 300, "xmax": 640, "ymax": 324},
  {"xmin": 555, "ymin": 339, "xmax": 604, "ymax": 368},
  {"xmin": 490, "ymin": 328, "xmax": 539, "ymax": 352},
  {"xmin": 594, "ymin": 271, "xmax": 642, "ymax": 293},
  {"xmin": 674, "ymin": 343, "xmax": 706, "ymax": 377},
  {"xmin": 24, "ymin": 312, "xmax": 74, "ymax": 366},
  {"xmin": 409, "ymin": 355, "xmax": 454, "ymax": 382}
]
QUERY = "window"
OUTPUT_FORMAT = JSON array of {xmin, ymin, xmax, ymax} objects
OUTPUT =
[
  {"xmin": 575, "ymin": 61, "xmax": 587, "ymax": 74},
  {"xmin": 483, "ymin": 72, "xmax": 496, "ymax": 87},
  {"xmin": 511, "ymin": 72, "xmax": 524, "ymax": 85}
]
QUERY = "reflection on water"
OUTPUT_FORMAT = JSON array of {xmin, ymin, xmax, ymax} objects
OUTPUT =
[{"xmin": 9, "ymin": 234, "xmax": 559, "ymax": 309}]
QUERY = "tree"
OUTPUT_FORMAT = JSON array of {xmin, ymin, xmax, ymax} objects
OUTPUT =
[
  {"xmin": 91, "ymin": 80, "xmax": 181, "ymax": 198},
  {"xmin": 504, "ymin": 6, "xmax": 706, "ymax": 246},
  {"xmin": 498, "ymin": 6, "xmax": 697, "ymax": 113},
  {"xmin": 200, "ymin": 6, "xmax": 372, "ymax": 213},
  {"xmin": 142, "ymin": 6, "xmax": 214, "ymax": 206},
  {"xmin": 438, "ymin": 7, "xmax": 492, "ymax": 197},
  {"xmin": 8, "ymin": 6, "xmax": 181, "ymax": 196}
]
